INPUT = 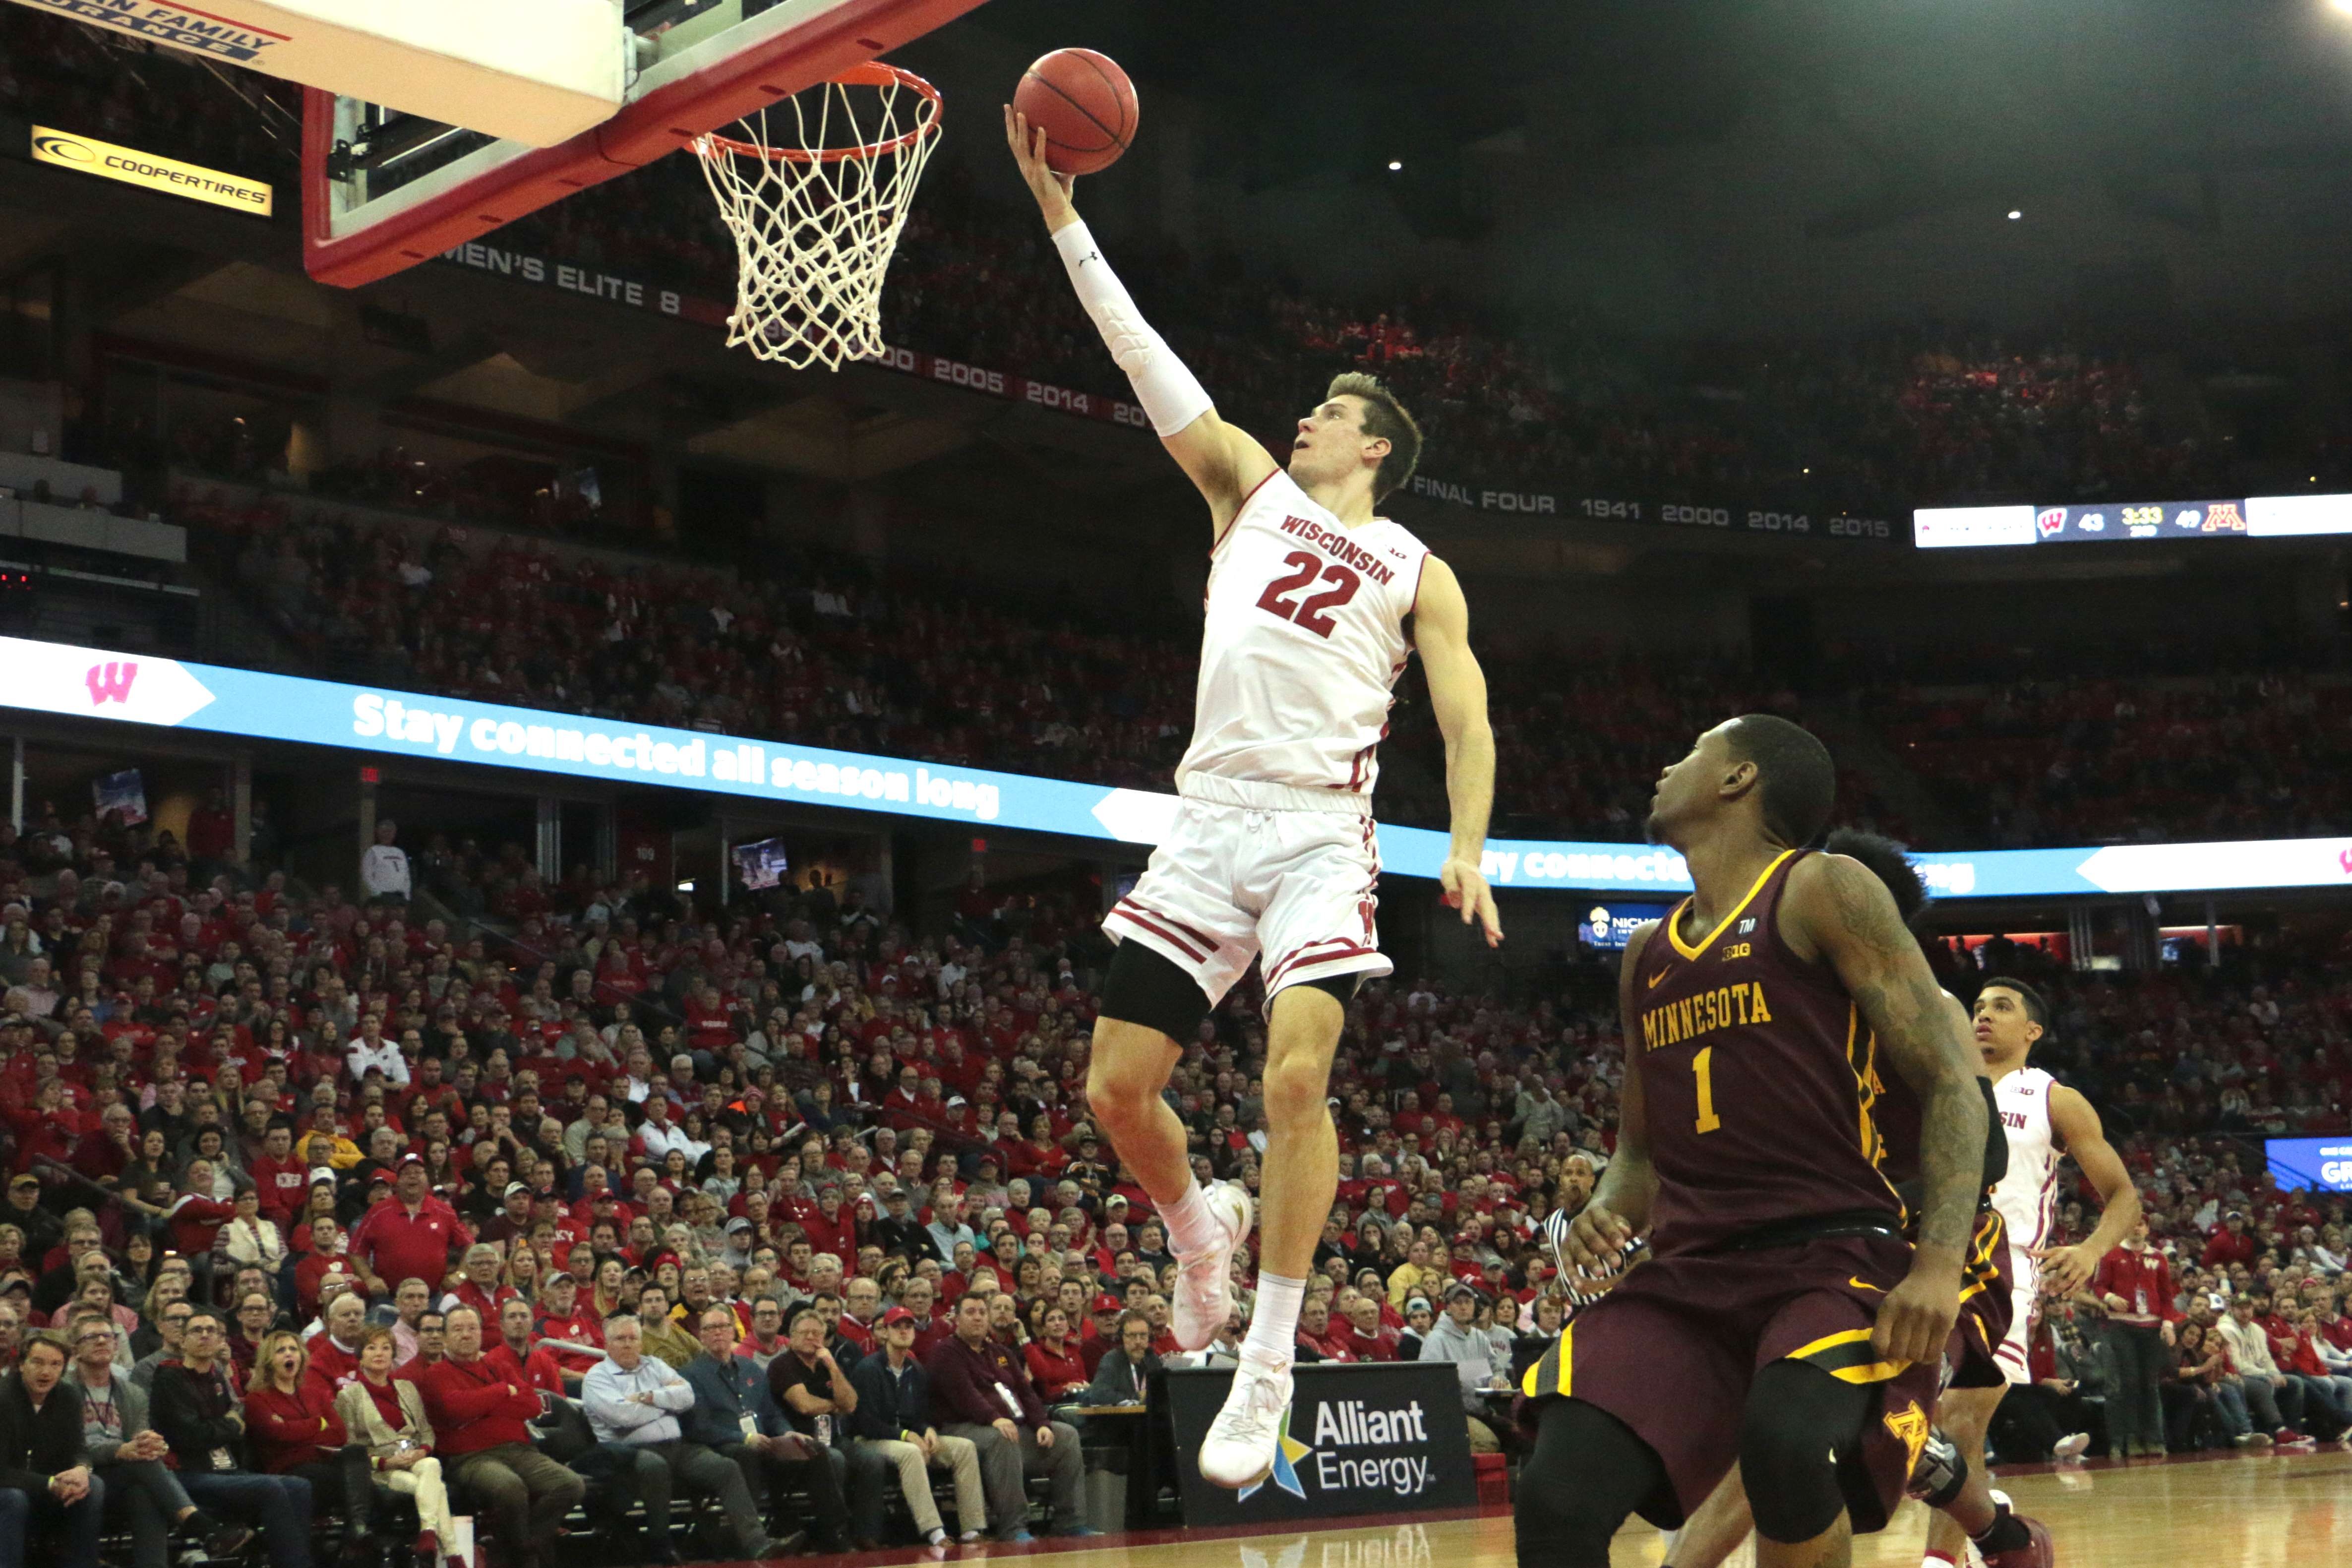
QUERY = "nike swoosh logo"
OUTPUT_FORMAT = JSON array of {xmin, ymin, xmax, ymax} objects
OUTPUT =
[
  {"xmin": 1849, "ymin": 1277, "xmax": 1885, "ymax": 1292},
  {"xmin": 1647, "ymin": 970, "xmax": 1668, "ymax": 989}
]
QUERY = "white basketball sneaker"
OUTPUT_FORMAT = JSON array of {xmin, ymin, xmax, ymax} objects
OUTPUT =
[
  {"xmin": 1199, "ymin": 1352, "xmax": 1294, "ymax": 1490},
  {"xmin": 1171, "ymin": 1180, "xmax": 1252, "ymax": 1352}
]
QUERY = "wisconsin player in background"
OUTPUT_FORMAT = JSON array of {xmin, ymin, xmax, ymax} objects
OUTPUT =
[
  {"xmin": 1962, "ymin": 978, "xmax": 2142, "ymax": 1483},
  {"xmin": 1651, "ymin": 829, "xmax": 2051, "ymax": 1568},
  {"xmin": 1006, "ymin": 110, "xmax": 1502, "ymax": 1488},
  {"xmin": 1517, "ymin": 717, "xmax": 1986, "ymax": 1568}
]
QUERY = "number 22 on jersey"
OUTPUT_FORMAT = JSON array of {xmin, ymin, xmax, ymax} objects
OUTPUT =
[{"xmin": 1256, "ymin": 549, "xmax": 1361, "ymax": 639}]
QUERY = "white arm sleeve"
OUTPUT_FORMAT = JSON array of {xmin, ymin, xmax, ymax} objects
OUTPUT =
[{"xmin": 1051, "ymin": 220, "xmax": 1214, "ymax": 438}]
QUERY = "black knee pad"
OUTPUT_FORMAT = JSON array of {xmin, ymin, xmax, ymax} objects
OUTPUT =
[
  {"xmin": 1740, "ymin": 1360, "xmax": 1873, "ymax": 1544},
  {"xmin": 1516, "ymin": 1398, "xmax": 1678, "ymax": 1568},
  {"xmin": 1100, "ymin": 939, "xmax": 1213, "ymax": 1043}
]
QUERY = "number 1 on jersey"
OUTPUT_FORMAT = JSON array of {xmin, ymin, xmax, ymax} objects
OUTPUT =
[
  {"xmin": 1256, "ymin": 548, "xmax": 1361, "ymax": 639},
  {"xmin": 1692, "ymin": 1046, "xmax": 1721, "ymax": 1134}
]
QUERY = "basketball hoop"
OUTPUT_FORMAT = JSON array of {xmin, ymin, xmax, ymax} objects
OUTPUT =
[{"xmin": 693, "ymin": 63, "xmax": 943, "ymax": 371}]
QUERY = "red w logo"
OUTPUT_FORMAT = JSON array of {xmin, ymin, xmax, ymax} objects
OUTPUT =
[{"xmin": 84, "ymin": 661, "xmax": 138, "ymax": 705}]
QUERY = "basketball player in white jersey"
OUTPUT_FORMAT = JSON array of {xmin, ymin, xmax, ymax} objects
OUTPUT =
[
  {"xmin": 1920, "ymin": 978, "xmax": 2140, "ymax": 1568},
  {"xmin": 1007, "ymin": 108, "xmax": 1502, "ymax": 1488}
]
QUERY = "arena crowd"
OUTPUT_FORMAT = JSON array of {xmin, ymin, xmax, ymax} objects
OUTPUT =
[{"xmin": 0, "ymin": 768, "xmax": 2345, "ymax": 1568}]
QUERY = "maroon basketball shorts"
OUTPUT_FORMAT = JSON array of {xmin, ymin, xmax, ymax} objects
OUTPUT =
[
  {"xmin": 1520, "ymin": 1230, "xmax": 1939, "ymax": 1533},
  {"xmin": 1942, "ymin": 1209, "xmax": 2015, "ymax": 1392}
]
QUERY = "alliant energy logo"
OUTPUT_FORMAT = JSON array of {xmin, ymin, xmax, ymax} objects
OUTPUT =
[{"xmin": 1238, "ymin": 1398, "xmax": 1437, "ymax": 1504}]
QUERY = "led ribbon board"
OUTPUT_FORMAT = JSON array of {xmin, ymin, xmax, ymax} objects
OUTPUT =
[{"xmin": 7, "ymin": 636, "xmax": 2352, "ymax": 899}]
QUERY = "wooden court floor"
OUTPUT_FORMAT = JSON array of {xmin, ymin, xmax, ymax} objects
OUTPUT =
[{"xmin": 914, "ymin": 1448, "xmax": 2350, "ymax": 1568}]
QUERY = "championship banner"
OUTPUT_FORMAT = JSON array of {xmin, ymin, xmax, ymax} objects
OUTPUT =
[
  {"xmin": 1164, "ymin": 1364, "xmax": 1477, "ymax": 1524},
  {"xmin": 8, "ymin": 633, "xmax": 2352, "ymax": 899}
]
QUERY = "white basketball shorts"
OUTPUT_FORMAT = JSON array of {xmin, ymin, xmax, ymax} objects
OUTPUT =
[
  {"xmin": 1993, "ymin": 1251, "xmax": 2039, "ymax": 1386},
  {"xmin": 1102, "ymin": 771, "xmax": 1391, "ymax": 1010}
]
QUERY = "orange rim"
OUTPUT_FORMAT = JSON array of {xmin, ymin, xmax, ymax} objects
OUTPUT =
[{"xmin": 694, "ymin": 62, "xmax": 942, "ymax": 165}]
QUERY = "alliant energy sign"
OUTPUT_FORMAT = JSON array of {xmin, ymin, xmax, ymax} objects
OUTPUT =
[{"xmin": 8, "ymin": 635, "xmax": 2352, "ymax": 899}]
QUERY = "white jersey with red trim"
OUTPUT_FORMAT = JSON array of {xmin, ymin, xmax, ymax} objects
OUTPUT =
[
  {"xmin": 1176, "ymin": 468, "xmax": 1430, "ymax": 795},
  {"xmin": 1990, "ymin": 1065, "xmax": 2060, "ymax": 1265}
]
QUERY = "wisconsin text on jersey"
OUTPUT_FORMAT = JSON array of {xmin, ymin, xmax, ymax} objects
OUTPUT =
[
  {"xmin": 1278, "ymin": 515, "xmax": 1401, "ymax": 584},
  {"xmin": 1639, "ymin": 982, "xmax": 1774, "ymax": 1051}
]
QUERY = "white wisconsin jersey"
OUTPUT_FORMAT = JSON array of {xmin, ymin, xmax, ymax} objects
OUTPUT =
[
  {"xmin": 1990, "ymin": 1066, "xmax": 2061, "ymax": 1258},
  {"xmin": 1177, "ymin": 468, "xmax": 1430, "ymax": 794}
]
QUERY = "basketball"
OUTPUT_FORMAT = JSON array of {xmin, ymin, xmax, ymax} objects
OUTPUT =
[{"xmin": 1013, "ymin": 48, "xmax": 1138, "ymax": 176}]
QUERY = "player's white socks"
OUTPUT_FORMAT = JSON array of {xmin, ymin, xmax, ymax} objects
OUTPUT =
[
  {"xmin": 1242, "ymin": 1272, "xmax": 1306, "ymax": 1365},
  {"xmin": 1161, "ymin": 1181, "xmax": 1222, "ymax": 1256}
]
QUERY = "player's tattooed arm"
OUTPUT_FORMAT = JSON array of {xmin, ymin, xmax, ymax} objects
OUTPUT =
[
  {"xmin": 1567, "ymin": 921, "xmax": 1658, "ymax": 1275},
  {"xmin": 1790, "ymin": 853, "xmax": 1984, "ymax": 1254}
]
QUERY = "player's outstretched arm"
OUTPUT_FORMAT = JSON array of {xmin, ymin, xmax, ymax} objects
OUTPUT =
[
  {"xmin": 1567, "ymin": 921, "xmax": 1658, "ymax": 1276},
  {"xmin": 1783, "ymin": 852, "xmax": 1985, "ymax": 1364},
  {"xmin": 2032, "ymin": 1086, "xmax": 2142, "ymax": 1297},
  {"xmin": 1004, "ymin": 109, "xmax": 1275, "ymax": 536},
  {"xmin": 1412, "ymin": 556, "xmax": 1501, "ymax": 948}
]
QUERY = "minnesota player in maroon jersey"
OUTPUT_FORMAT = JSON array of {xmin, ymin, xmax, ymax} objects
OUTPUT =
[
  {"xmin": 1650, "ymin": 828, "xmax": 2050, "ymax": 1568},
  {"xmin": 1514, "ymin": 718, "xmax": 1987, "ymax": 1568}
]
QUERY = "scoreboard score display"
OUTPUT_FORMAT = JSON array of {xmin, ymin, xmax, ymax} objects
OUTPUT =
[{"xmin": 1917, "ymin": 491, "xmax": 2352, "ymax": 547}]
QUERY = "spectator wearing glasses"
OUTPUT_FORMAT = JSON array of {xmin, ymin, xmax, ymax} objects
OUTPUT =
[
  {"xmin": 678, "ymin": 1304, "xmax": 850, "ymax": 1554},
  {"xmin": 128, "ymin": 1302, "xmax": 193, "ymax": 1392},
  {"xmin": 69, "ymin": 1315, "xmax": 254, "ymax": 1568},
  {"xmin": 146, "ymin": 1310, "xmax": 314, "ymax": 1568}
]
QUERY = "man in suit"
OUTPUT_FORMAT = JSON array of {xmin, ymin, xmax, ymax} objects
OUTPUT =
[{"xmin": 1082, "ymin": 1312, "xmax": 1159, "ymax": 1407}]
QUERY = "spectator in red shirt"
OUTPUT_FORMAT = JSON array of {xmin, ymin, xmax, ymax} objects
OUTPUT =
[
  {"xmin": 2091, "ymin": 1221, "xmax": 2181, "ymax": 1457},
  {"xmin": 440, "ymin": 1244, "xmax": 517, "ymax": 1326},
  {"xmin": 2200, "ymin": 1213, "xmax": 2257, "ymax": 1271},
  {"xmin": 304, "ymin": 1291, "xmax": 369, "ymax": 1392},
  {"xmin": 348, "ymin": 1158, "xmax": 468, "ymax": 1300},
  {"xmin": 1341, "ymin": 1294, "xmax": 1399, "ymax": 1362},
  {"xmin": 166, "ymin": 1159, "xmax": 236, "ymax": 1258},
  {"xmin": 484, "ymin": 1298, "xmax": 569, "ymax": 1395},
  {"xmin": 247, "ymin": 1124, "xmax": 310, "ymax": 1229},
  {"xmin": 1022, "ymin": 1308, "xmax": 1088, "ymax": 1402},
  {"xmin": 1294, "ymin": 1296, "xmax": 1355, "ymax": 1363},
  {"xmin": 419, "ymin": 1305, "xmax": 584, "ymax": 1564},
  {"xmin": 244, "ymin": 1330, "xmax": 376, "ymax": 1540}
]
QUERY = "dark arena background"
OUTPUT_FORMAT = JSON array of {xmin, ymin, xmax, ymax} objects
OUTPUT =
[{"xmin": 2, "ymin": 1, "xmax": 2351, "ymax": 1565}]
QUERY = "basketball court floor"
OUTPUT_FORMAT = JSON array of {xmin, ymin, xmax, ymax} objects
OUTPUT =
[{"xmin": 807, "ymin": 1449, "xmax": 2347, "ymax": 1568}]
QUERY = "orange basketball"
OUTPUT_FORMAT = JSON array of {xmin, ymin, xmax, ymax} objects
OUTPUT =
[{"xmin": 1013, "ymin": 48, "xmax": 1138, "ymax": 176}]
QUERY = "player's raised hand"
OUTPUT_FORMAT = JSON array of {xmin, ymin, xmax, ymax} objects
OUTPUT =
[
  {"xmin": 1872, "ymin": 1265, "xmax": 1961, "ymax": 1368},
  {"xmin": 1439, "ymin": 855, "xmax": 1503, "ymax": 947},
  {"xmin": 1003, "ymin": 106, "xmax": 1077, "ymax": 229},
  {"xmin": 1563, "ymin": 1201, "xmax": 1635, "ymax": 1278}
]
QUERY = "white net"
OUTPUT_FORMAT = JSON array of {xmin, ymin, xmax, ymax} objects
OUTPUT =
[{"xmin": 693, "ymin": 64, "xmax": 942, "ymax": 371}]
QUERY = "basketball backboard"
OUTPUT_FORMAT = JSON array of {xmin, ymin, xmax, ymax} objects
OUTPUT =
[
  {"xmin": 302, "ymin": 0, "xmax": 986, "ymax": 290},
  {"xmin": 3, "ymin": 0, "xmax": 629, "ymax": 146}
]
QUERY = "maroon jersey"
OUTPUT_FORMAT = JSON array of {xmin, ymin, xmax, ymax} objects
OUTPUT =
[{"xmin": 1632, "ymin": 847, "xmax": 1901, "ymax": 1258}]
